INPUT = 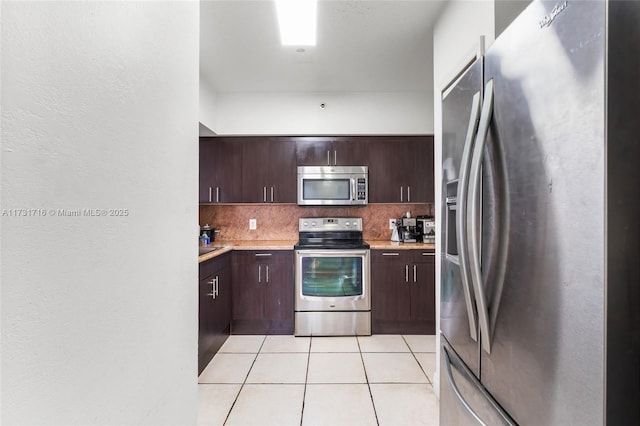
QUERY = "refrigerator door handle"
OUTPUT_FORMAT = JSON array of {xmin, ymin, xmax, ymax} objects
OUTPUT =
[
  {"xmin": 443, "ymin": 346, "xmax": 487, "ymax": 426},
  {"xmin": 456, "ymin": 90, "xmax": 482, "ymax": 342},
  {"xmin": 468, "ymin": 79, "xmax": 495, "ymax": 354}
]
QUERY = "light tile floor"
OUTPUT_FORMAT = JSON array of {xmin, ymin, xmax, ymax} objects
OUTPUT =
[{"xmin": 198, "ymin": 334, "xmax": 438, "ymax": 426}]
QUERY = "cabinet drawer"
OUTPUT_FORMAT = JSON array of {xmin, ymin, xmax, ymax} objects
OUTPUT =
[
  {"xmin": 410, "ymin": 250, "xmax": 436, "ymax": 263},
  {"xmin": 371, "ymin": 250, "xmax": 408, "ymax": 263}
]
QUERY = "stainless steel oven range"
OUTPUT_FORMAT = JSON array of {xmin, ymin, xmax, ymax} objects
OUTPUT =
[{"xmin": 294, "ymin": 217, "xmax": 371, "ymax": 336}]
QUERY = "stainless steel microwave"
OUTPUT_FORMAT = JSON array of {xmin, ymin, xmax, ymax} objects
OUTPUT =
[{"xmin": 297, "ymin": 166, "xmax": 368, "ymax": 206}]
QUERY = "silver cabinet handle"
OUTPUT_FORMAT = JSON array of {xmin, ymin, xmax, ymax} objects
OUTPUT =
[
  {"xmin": 207, "ymin": 278, "xmax": 216, "ymax": 298},
  {"xmin": 400, "ymin": 186, "xmax": 404, "ymax": 203},
  {"xmin": 413, "ymin": 265, "xmax": 417, "ymax": 283},
  {"xmin": 258, "ymin": 265, "xmax": 261, "ymax": 283},
  {"xmin": 407, "ymin": 186, "xmax": 411, "ymax": 203},
  {"xmin": 422, "ymin": 252, "xmax": 436, "ymax": 256},
  {"xmin": 255, "ymin": 253, "xmax": 272, "ymax": 257},
  {"xmin": 405, "ymin": 264, "xmax": 409, "ymax": 283},
  {"xmin": 263, "ymin": 186, "xmax": 267, "ymax": 203},
  {"xmin": 457, "ymin": 90, "xmax": 482, "ymax": 343},
  {"xmin": 271, "ymin": 186, "xmax": 274, "ymax": 203},
  {"xmin": 266, "ymin": 265, "xmax": 269, "ymax": 283},
  {"xmin": 216, "ymin": 187, "xmax": 220, "ymax": 203},
  {"xmin": 327, "ymin": 150, "xmax": 330, "ymax": 166},
  {"xmin": 468, "ymin": 79, "xmax": 495, "ymax": 354},
  {"xmin": 208, "ymin": 187, "xmax": 212, "ymax": 203},
  {"xmin": 334, "ymin": 150, "xmax": 337, "ymax": 166},
  {"xmin": 215, "ymin": 276, "xmax": 219, "ymax": 297},
  {"xmin": 382, "ymin": 252, "xmax": 400, "ymax": 256}
]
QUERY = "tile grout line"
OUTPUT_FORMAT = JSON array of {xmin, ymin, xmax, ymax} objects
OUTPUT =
[
  {"xmin": 357, "ymin": 335, "xmax": 381, "ymax": 426},
  {"xmin": 300, "ymin": 337, "xmax": 312, "ymax": 426},
  {"xmin": 222, "ymin": 335, "xmax": 267, "ymax": 426},
  {"xmin": 402, "ymin": 335, "xmax": 432, "ymax": 385}
]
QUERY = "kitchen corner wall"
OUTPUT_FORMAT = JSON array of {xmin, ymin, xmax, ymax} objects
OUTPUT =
[{"xmin": 200, "ymin": 204, "xmax": 434, "ymax": 241}]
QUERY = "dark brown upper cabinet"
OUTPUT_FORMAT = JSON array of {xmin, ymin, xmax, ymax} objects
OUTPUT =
[
  {"xmin": 199, "ymin": 137, "xmax": 242, "ymax": 203},
  {"xmin": 295, "ymin": 136, "xmax": 370, "ymax": 166},
  {"xmin": 241, "ymin": 137, "xmax": 297, "ymax": 203},
  {"xmin": 200, "ymin": 135, "xmax": 433, "ymax": 204},
  {"xmin": 368, "ymin": 135, "xmax": 433, "ymax": 203}
]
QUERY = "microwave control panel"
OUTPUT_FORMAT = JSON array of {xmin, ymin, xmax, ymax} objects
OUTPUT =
[{"xmin": 357, "ymin": 178, "xmax": 367, "ymax": 200}]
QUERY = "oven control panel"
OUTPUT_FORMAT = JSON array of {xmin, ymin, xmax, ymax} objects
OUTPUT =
[{"xmin": 299, "ymin": 217, "xmax": 363, "ymax": 232}]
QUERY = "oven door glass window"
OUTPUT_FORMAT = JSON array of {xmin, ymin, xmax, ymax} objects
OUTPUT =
[{"xmin": 301, "ymin": 257, "xmax": 363, "ymax": 297}]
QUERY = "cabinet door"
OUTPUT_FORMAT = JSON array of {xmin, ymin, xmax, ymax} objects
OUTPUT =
[
  {"xmin": 329, "ymin": 137, "xmax": 370, "ymax": 166},
  {"xmin": 405, "ymin": 136, "xmax": 434, "ymax": 203},
  {"xmin": 199, "ymin": 253, "xmax": 233, "ymax": 374},
  {"xmin": 263, "ymin": 251, "xmax": 294, "ymax": 334},
  {"xmin": 200, "ymin": 137, "xmax": 242, "ymax": 203},
  {"xmin": 296, "ymin": 136, "xmax": 370, "ymax": 167},
  {"xmin": 368, "ymin": 137, "xmax": 407, "ymax": 203},
  {"xmin": 410, "ymin": 251, "xmax": 436, "ymax": 334},
  {"xmin": 198, "ymin": 273, "xmax": 216, "ymax": 373},
  {"xmin": 368, "ymin": 136, "xmax": 434, "ymax": 203},
  {"xmin": 267, "ymin": 138, "xmax": 297, "ymax": 203},
  {"xmin": 199, "ymin": 139, "xmax": 216, "ymax": 203},
  {"xmin": 212, "ymin": 254, "xmax": 232, "ymax": 337},
  {"xmin": 231, "ymin": 251, "xmax": 293, "ymax": 334},
  {"xmin": 232, "ymin": 252, "xmax": 265, "ymax": 324},
  {"xmin": 241, "ymin": 137, "xmax": 297, "ymax": 203},
  {"xmin": 241, "ymin": 139, "xmax": 269, "ymax": 202},
  {"xmin": 371, "ymin": 251, "xmax": 411, "ymax": 333},
  {"xmin": 214, "ymin": 138, "xmax": 243, "ymax": 203},
  {"xmin": 296, "ymin": 137, "xmax": 333, "ymax": 166}
]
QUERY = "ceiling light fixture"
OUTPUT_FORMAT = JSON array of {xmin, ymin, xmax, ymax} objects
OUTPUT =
[{"xmin": 275, "ymin": 0, "xmax": 317, "ymax": 46}]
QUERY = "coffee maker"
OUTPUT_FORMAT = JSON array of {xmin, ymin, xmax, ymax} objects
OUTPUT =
[
  {"xmin": 396, "ymin": 215, "xmax": 421, "ymax": 243},
  {"xmin": 416, "ymin": 215, "xmax": 436, "ymax": 244}
]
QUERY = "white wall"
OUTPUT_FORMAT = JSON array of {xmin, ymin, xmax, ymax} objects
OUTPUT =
[
  {"xmin": 203, "ymin": 90, "xmax": 433, "ymax": 135},
  {"xmin": 1, "ymin": 2, "xmax": 199, "ymax": 424},
  {"xmin": 199, "ymin": 73, "xmax": 219, "ymax": 134},
  {"xmin": 432, "ymin": 0, "xmax": 495, "ymax": 397}
]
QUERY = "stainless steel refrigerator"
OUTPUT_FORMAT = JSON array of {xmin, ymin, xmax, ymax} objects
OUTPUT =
[{"xmin": 439, "ymin": 1, "xmax": 640, "ymax": 424}]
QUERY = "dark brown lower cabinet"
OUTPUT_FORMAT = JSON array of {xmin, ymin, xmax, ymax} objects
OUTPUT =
[
  {"xmin": 231, "ymin": 250, "xmax": 294, "ymax": 334},
  {"xmin": 371, "ymin": 249, "xmax": 435, "ymax": 334},
  {"xmin": 198, "ymin": 252, "xmax": 232, "ymax": 374}
]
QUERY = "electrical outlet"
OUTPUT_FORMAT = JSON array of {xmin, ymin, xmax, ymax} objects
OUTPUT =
[
  {"xmin": 389, "ymin": 219, "xmax": 397, "ymax": 230},
  {"xmin": 249, "ymin": 219, "xmax": 257, "ymax": 230}
]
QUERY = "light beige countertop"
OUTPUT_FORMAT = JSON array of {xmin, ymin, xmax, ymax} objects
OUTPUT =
[
  {"xmin": 199, "ymin": 240, "xmax": 434, "ymax": 263},
  {"xmin": 198, "ymin": 240, "xmax": 297, "ymax": 263},
  {"xmin": 367, "ymin": 240, "xmax": 436, "ymax": 251}
]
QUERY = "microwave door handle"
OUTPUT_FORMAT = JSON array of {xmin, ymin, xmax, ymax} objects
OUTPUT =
[{"xmin": 351, "ymin": 178, "xmax": 356, "ymax": 201}]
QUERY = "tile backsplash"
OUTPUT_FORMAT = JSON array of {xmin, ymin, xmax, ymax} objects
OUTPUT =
[{"xmin": 200, "ymin": 203, "xmax": 434, "ymax": 241}]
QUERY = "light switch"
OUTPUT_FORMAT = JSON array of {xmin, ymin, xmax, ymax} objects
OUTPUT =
[{"xmin": 249, "ymin": 219, "xmax": 257, "ymax": 230}]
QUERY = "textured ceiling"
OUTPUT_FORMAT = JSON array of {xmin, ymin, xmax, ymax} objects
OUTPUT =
[{"xmin": 200, "ymin": 0, "xmax": 446, "ymax": 93}]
